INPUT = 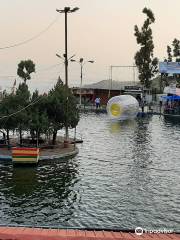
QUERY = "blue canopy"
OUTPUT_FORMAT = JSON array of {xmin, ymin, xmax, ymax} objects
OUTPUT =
[{"xmin": 161, "ymin": 95, "xmax": 180, "ymax": 100}]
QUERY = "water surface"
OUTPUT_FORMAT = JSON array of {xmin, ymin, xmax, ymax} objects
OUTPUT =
[{"xmin": 0, "ymin": 114, "xmax": 179, "ymax": 231}]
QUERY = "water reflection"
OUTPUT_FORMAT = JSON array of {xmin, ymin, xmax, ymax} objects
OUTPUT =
[
  {"xmin": 108, "ymin": 119, "xmax": 137, "ymax": 134},
  {"xmin": 37, "ymin": 159, "xmax": 79, "ymax": 202},
  {"xmin": 12, "ymin": 167, "xmax": 38, "ymax": 196},
  {"xmin": 132, "ymin": 116, "xmax": 153, "ymax": 167},
  {"xmin": 163, "ymin": 116, "xmax": 180, "ymax": 127},
  {"xmin": 0, "ymin": 113, "xmax": 179, "ymax": 230},
  {"xmin": 0, "ymin": 158, "xmax": 80, "ymax": 225}
]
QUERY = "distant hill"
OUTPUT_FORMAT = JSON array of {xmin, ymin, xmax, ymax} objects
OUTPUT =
[
  {"xmin": 83, "ymin": 80, "xmax": 140, "ymax": 90},
  {"xmin": 79, "ymin": 77, "xmax": 178, "ymax": 94}
]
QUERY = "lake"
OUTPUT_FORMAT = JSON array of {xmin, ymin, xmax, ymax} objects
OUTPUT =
[{"xmin": 0, "ymin": 113, "xmax": 179, "ymax": 231}]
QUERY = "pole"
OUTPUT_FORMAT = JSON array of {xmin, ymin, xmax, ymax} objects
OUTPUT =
[
  {"xmin": 108, "ymin": 66, "xmax": 112, "ymax": 99},
  {"xmin": 133, "ymin": 65, "xmax": 136, "ymax": 84},
  {"xmin": 56, "ymin": 7, "xmax": 79, "ymax": 142},
  {"xmin": 160, "ymin": 74, "xmax": 163, "ymax": 93},
  {"xmin": 80, "ymin": 63, "xmax": 83, "ymax": 106},
  {"xmin": 65, "ymin": 10, "xmax": 68, "ymax": 87},
  {"xmin": 109, "ymin": 66, "xmax": 112, "ymax": 98},
  {"xmin": 64, "ymin": 9, "xmax": 69, "ymax": 140},
  {"xmin": 108, "ymin": 66, "xmax": 111, "ymax": 99},
  {"xmin": 74, "ymin": 127, "xmax": 76, "ymax": 150}
]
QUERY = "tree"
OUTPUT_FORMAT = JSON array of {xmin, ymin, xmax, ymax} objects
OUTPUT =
[
  {"xmin": 15, "ymin": 82, "xmax": 31, "ymax": 145},
  {"xmin": 47, "ymin": 77, "xmax": 79, "ymax": 145},
  {"xmin": 167, "ymin": 45, "xmax": 172, "ymax": 62},
  {"xmin": 172, "ymin": 38, "xmax": 180, "ymax": 62},
  {"xmin": 161, "ymin": 46, "xmax": 172, "ymax": 82},
  {"xmin": 17, "ymin": 59, "xmax": 35, "ymax": 83},
  {"xmin": 0, "ymin": 84, "xmax": 31, "ymax": 146},
  {"xmin": 134, "ymin": 7, "xmax": 158, "ymax": 88},
  {"xmin": 0, "ymin": 75, "xmax": 79, "ymax": 147},
  {"xmin": 172, "ymin": 39, "xmax": 180, "ymax": 83},
  {"xmin": 164, "ymin": 39, "xmax": 180, "ymax": 83},
  {"xmin": 29, "ymin": 90, "xmax": 49, "ymax": 146},
  {"xmin": 0, "ymin": 94, "xmax": 18, "ymax": 145}
]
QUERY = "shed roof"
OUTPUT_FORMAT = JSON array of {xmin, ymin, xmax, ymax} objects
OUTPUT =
[{"xmin": 83, "ymin": 80, "xmax": 140, "ymax": 90}]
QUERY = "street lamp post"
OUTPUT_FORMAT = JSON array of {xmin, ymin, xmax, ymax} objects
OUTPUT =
[
  {"xmin": 71, "ymin": 58, "xmax": 94, "ymax": 106},
  {"xmin": 56, "ymin": 7, "xmax": 79, "ymax": 141},
  {"xmin": 80, "ymin": 58, "xmax": 83, "ymax": 106},
  {"xmin": 56, "ymin": 7, "xmax": 79, "ymax": 87}
]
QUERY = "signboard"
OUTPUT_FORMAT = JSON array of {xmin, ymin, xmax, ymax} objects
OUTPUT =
[
  {"xmin": 159, "ymin": 62, "xmax": 180, "ymax": 74},
  {"xmin": 124, "ymin": 86, "xmax": 142, "ymax": 90}
]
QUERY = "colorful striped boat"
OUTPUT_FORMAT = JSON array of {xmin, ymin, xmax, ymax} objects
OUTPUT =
[{"xmin": 12, "ymin": 147, "xmax": 39, "ymax": 165}]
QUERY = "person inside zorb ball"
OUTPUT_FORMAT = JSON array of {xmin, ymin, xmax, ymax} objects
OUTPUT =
[{"xmin": 107, "ymin": 95, "xmax": 139, "ymax": 120}]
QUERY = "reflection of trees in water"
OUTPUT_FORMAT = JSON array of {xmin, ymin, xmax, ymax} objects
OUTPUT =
[
  {"xmin": 11, "ymin": 166, "xmax": 38, "ymax": 196},
  {"xmin": 125, "ymin": 116, "xmax": 155, "ymax": 218},
  {"xmin": 131, "ymin": 116, "xmax": 153, "ymax": 167},
  {"xmin": 9, "ymin": 159, "xmax": 79, "ymax": 198},
  {"xmin": 0, "ymin": 164, "xmax": 13, "ymax": 197},
  {"xmin": 37, "ymin": 159, "xmax": 79, "ymax": 201},
  {"xmin": 38, "ymin": 159, "xmax": 80, "ymax": 222},
  {"xmin": 0, "ymin": 158, "xmax": 79, "ymax": 225},
  {"xmin": 163, "ymin": 116, "xmax": 180, "ymax": 128}
]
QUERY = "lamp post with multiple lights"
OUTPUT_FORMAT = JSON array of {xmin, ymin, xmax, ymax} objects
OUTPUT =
[
  {"xmin": 56, "ymin": 7, "xmax": 79, "ymax": 141},
  {"xmin": 56, "ymin": 7, "xmax": 79, "ymax": 87},
  {"xmin": 71, "ymin": 58, "xmax": 94, "ymax": 106}
]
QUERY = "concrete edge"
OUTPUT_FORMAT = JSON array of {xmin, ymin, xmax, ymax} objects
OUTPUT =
[
  {"xmin": 39, "ymin": 147, "xmax": 79, "ymax": 161},
  {"xmin": 0, "ymin": 147, "xmax": 79, "ymax": 163}
]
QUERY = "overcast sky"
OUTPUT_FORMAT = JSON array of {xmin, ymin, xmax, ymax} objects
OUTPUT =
[{"xmin": 0, "ymin": 0, "xmax": 180, "ymax": 93}]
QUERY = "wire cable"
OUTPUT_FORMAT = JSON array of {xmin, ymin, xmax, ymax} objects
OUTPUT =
[
  {"xmin": 0, "ymin": 63, "xmax": 64, "ymax": 120},
  {"xmin": 0, "ymin": 96, "xmax": 42, "ymax": 120},
  {"xmin": 0, "ymin": 63, "xmax": 64, "ymax": 80},
  {"xmin": 36, "ymin": 63, "xmax": 63, "ymax": 72},
  {"xmin": 0, "ymin": 75, "xmax": 62, "ymax": 120},
  {"xmin": 0, "ymin": 75, "xmax": 16, "ymax": 78},
  {"xmin": 0, "ymin": 15, "xmax": 60, "ymax": 50}
]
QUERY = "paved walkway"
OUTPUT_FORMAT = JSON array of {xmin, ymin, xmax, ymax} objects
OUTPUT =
[{"xmin": 0, "ymin": 227, "xmax": 179, "ymax": 240}]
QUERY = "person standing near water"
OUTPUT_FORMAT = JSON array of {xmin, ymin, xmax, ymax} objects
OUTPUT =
[
  {"xmin": 140, "ymin": 97, "xmax": 145, "ymax": 112},
  {"xmin": 95, "ymin": 97, "xmax": 100, "ymax": 109},
  {"xmin": 159, "ymin": 99, "xmax": 163, "ymax": 114}
]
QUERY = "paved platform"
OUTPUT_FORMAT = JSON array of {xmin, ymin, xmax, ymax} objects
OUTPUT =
[
  {"xmin": 0, "ymin": 145, "xmax": 79, "ymax": 163},
  {"xmin": 0, "ymin": 227, "xmax": 179, "ymax": 240}
]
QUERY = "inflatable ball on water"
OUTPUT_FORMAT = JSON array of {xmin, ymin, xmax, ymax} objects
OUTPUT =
[{"xmin": 107, "ymin": 95, "xmax": 139, "ymax": 120}]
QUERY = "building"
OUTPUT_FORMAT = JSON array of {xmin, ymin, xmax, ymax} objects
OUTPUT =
[{"xmin": 72, "ymin": 80, "xmax": 141, "ymax": 105}]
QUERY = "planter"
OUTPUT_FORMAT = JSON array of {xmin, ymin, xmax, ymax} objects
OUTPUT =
[{"xmin": 12, "ymin": 147, "xmax": 39, "ymax": 165}]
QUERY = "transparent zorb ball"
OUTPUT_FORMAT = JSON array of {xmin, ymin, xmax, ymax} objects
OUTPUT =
[{"xmin": 107, "ymin": 95, "xmax": 139, "ymax": 120}]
